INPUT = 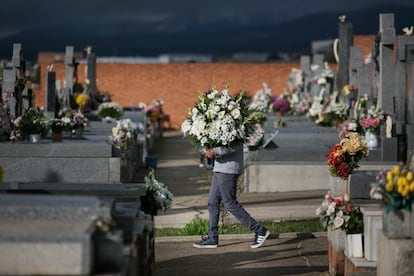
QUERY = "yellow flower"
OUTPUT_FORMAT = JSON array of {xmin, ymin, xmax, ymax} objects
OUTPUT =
[
  {"xmin": 76, "ymin": 94, "xmax": 89, "ymax": 109},
  {"xmin": 386, "ymin": 171, "xmax": 393, "ymax": 181},
  {"xmin": 385, "ymin": 181, "xmax": 394, "ymax": 192},
  {"xmin": 391, "ymin": 165, "xmax": 400, "ymax": 176},
  {"xmin": 407, "ymin": 171, "xmax": 413, "ymax": 181},
  {"xmin": 340, "ymin": 132, "xmax": 368, "ymax": 156}
]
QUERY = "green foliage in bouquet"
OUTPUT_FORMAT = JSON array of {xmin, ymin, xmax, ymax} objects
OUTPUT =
[{"xmin": 140, "ymin": 169, "xmax": 173, "ymax": 216}]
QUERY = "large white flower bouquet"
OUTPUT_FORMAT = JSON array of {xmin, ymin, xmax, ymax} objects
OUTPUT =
[{"xmin": 181, "ymin": 85, "xmax": 265, "ymax": 150}]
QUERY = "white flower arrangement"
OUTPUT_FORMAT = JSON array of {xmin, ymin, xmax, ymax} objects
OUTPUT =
[
  {"xmin": 181, "ymin": 86, "xmax": 246, "ymax": 149},
  {"xmin": 107, "ymin": 118, "xmax": 141, "ymax": 150},
  {"xmin": 97, "ymin": 102, "xmax": 124, "ymax": 120},
  {"xmin": 248, "ymin": 83, "xmax": 273, "ymax": 113}
]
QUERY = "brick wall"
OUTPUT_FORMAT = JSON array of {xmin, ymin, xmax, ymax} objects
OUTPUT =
[
  {"xmin": 35, "ymin": 62, "xmax": 298, "ymax": 129},
  {"xmin": 33, "ymin": 35, "xmax": 376, "ymax": 129}
]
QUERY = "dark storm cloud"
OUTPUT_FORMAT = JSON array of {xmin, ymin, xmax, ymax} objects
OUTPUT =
[{"xmin": 1, "ymin": 0, "xmax": 414, "ymax": 39}]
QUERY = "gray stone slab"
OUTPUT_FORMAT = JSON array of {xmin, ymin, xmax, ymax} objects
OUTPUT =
[
  {"xmin": 349, "ymin": 170, "xmax": 379, "ymax": 199},
  {"xmin": 0, "ymin": 219, "xmax": 94, "ymax": 275},
  {"xmin": 0, "ymin": 194, "xmax": 111, "ymax": 221},
  {"xmin": 0, "ymin": 182, "xmax": 146, "ymax": 198},
  {"xmin": 0, "ymin": 157, "xmax": 118, "ymax": 183},
  {"xmin": 0, "ymin": 142, "xmax": 112, "ymax": 157}
]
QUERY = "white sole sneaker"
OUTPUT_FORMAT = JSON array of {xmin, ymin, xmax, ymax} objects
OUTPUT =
[
  {"xmin": 251, "ymin": 230, "xmax": 270, "ymax": 249},
  {"xmin": 193, "ymin": 243, "xmax": 218, "ymax": 249}
]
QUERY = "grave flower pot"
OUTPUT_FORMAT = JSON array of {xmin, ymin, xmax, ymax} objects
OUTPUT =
[
  {"xmin": 382, "ymin": 208, "xmax": 411, "ymax": 238},
  {"xmin": 345, "ymin": 233, "xmax": 363, "ymax": 258},
  {"xmin": 29, "ymin": 134, "xmax": 41, "ymax": 143},
  {"xmin": 364, "ymin": 130, "xmax": 379, "ymax": 150},
  {"xmin": 94, "ymin": 230, "xmax": 124, "ymax": 273},
  {"xmin": 328, "ymin": 175, "xmax": 348, "ymax": 197},
  {"xmin": 51, "ymin": 131, "xmax": 63, "ymax": 142}
]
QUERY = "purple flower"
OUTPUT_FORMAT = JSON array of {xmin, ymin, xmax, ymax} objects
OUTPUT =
[{"xmin": 272, "ymin": 98, "xmax": 290, "ymax": 113}]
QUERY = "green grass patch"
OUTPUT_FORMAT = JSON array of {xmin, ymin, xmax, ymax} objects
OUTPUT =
[{"xmin": 155, "ymin": 217, "xmax": 325, "ymax": 237}]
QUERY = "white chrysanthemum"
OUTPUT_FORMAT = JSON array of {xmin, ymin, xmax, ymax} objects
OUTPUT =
[
  {"xmin": 181, "ymin": 119, "xmax": 192, "ymax": 134},
  {"xmin": 231, "ymin": 108, "xmax": 241, "ymax": 119},
  {"xmin": 333, "ymin": 216, "xmax": 344, "ymax": 229},
  {"xmin": 326, "ymin": 202, "xmax": 336, "ymax": 216}
]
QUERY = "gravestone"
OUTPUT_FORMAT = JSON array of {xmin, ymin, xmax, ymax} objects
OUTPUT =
[
  {"xmin": 300, "ymin": 55, "xmax": 311, "ymax": 95},
  {"xmin": 337, "ymin": 21, "xmax": 354, "ymax": 91},
  {"xmin": 45, "ymin": 70, "xmax": 56, "ymax": 120},
  {"xmin": 1, "ymin": 69, "xmax": 16, "ymax": 118},
  {"xmin": 377, "ymin": 14, "xmax": 398, "ymax": 162},
  {"xmin": 0, "ymin": 194, "xmax": 111, "ymax": 275},
  {"xmin": 60, "ymin": 46, "xmax": 76, "ymax": 109},
  {"xmin": 349, "ymin": 47, "xmax": 363, "ymax": 88},
  {"xmin": 396, "ymin": 35, "xmax": 414, "ymax": 160},
  {"xmin": 86, "ymin": 46, "xmax": 97, "ymax": 107}
]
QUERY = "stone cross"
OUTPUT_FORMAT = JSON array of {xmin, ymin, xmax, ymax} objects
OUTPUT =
[
  {"xmin": 376, "ymin": 13, "xmax": 398, "ymax": 162},
  {"xmin": 349, "ymin": 47, "xmax": 363, "ymax": 89},
  {"xmin": 45, "ymin": 71, "xmax": 56, "ymax": 120},
  {"xmin": 300, "ymin": 55, "xmax": 311, "ymax": 95},
  {"xmin": 85, "ymin": 46, "xmax": 97, "ymax": 107},
  {"xmin": 337, "ymin": 21, "xmax": 354, "ymax": 91},
  {"xmin": 59, "ymin": 46, "xmax": 76, "ymax": 109},
  {"xmin": 1, "ymin": 43, "xmax": 31, "ymax": 119},
  {"xmin": 396, "ymin": 34, "xmax": 414, "ymax": 161}
]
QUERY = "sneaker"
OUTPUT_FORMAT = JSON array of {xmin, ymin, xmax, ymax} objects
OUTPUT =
[
  {"xmin": 193, "ymin": 236, "xmax": 218, "ymax": 248},
  {"xmin": 251, "ymin": 229, "xmax": 270, "ymax": 249}
]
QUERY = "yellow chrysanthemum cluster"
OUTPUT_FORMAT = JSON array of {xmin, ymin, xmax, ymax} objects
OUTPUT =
[
  {"xmin": 75, "ymin": 94, "xmax": 90, "ymax": 109},
  {"xmin": 385, "ymin": 165, "xmax": 414, "ymax": 198},
  {"xmin": 340, "ymin": 132, "xmax": 369, "ymax": 157}
]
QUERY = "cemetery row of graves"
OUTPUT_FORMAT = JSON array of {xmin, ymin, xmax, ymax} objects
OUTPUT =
[{"xmin": 0, "ymin": 12, "xmax": 413, "ymax": 275}]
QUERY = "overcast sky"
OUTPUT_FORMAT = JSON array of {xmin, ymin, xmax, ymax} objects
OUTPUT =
[{"xmin": 1, "ymin": 0, "xmax": 414, "ymax": 39}]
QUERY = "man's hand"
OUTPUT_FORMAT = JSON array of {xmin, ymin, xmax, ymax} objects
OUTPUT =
[{"xmin": 204, "ymin": 149, "xmax": 215, "ymax": 158}]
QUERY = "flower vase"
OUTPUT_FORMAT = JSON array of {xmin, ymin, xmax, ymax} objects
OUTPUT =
[
  {"xmin": 71, "ymin": 128, "xmax": 84, "ymax": 139},
  {"xmin": 345, "ymin": 233, "xmax": 363, "ymax": 258},
  {"xmin": 364, "ymin": 131, "xmax": 378, "ymax": 150},
  {"xmin": 29, "ymin": 134, "xmax": 41, "ymax": 143},
  {"xmin": 51, "ymin": 131, "xmax": 63, "ymax": 142},
  {"xmin": 383, "ymin": 208, "xmax": 411, "ymax": 238},
  {"xmin": 328, "ymin": 175, "xmax": 348, "ymax": 197}
]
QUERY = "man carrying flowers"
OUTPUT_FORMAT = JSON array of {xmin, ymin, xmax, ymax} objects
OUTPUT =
[{"xmin": 182, "ymin": 85, "xmax": 269, "ymax": 249}]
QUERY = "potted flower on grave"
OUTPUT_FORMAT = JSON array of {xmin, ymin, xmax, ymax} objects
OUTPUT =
[
  {"xmin": 0, "ymin": 105, "xmax": 12, "ymax": 141},
  {"xmin": 316, "ymin": 193, "xmax": 364, "ymax": 258},
  {"xmin": 58, "ymin": 108, "xmax": 89, "ymax": 138},
  {"xmin": 326, "ymin": 132, "xmax": 369, "ymax": 197},
  {"xmin": 140, "ymin": 169, "xmax": 173, "ymax": 217},
  {"xmin": 370, "ymin": 163, "xmax": 414, "ymax": 238},
  {"xmin": 47, "ymin": 118, "xmax": 67, "ymax": 142},
  {"xmin": 97, "ymin": 102, "xmax": 124, "ymax": 122},
  {"xmin": 14, "ymin": 107, "xmax": 48, "ymax": 142},
  {"xmin": 271, "ymin": 96, "xmax": 290, "ymax": 117},
  {"xmin": 358, "ymin": 105, "xmax": 385, "ymax": 150}
]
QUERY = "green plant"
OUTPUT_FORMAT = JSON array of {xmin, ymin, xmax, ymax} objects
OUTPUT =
[
  {"xmin": 140, "ymin": 169, "xmax": 173, "ymax": 216},
  {"xmin": 16, "ymin": 107, "xmax": 48, "ymax": 136},
  {"xmin": 180, "ymin": 217, "xmax": 209, "ymax": 236},
  {"xmin": 155, "ymin": 218, "xmax": 324, "ymax": 237}
]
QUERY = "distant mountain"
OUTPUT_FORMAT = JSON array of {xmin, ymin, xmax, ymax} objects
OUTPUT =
[{"xmin": 1, "ymin": 4, "xmax": 413, "ymax": 62}]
